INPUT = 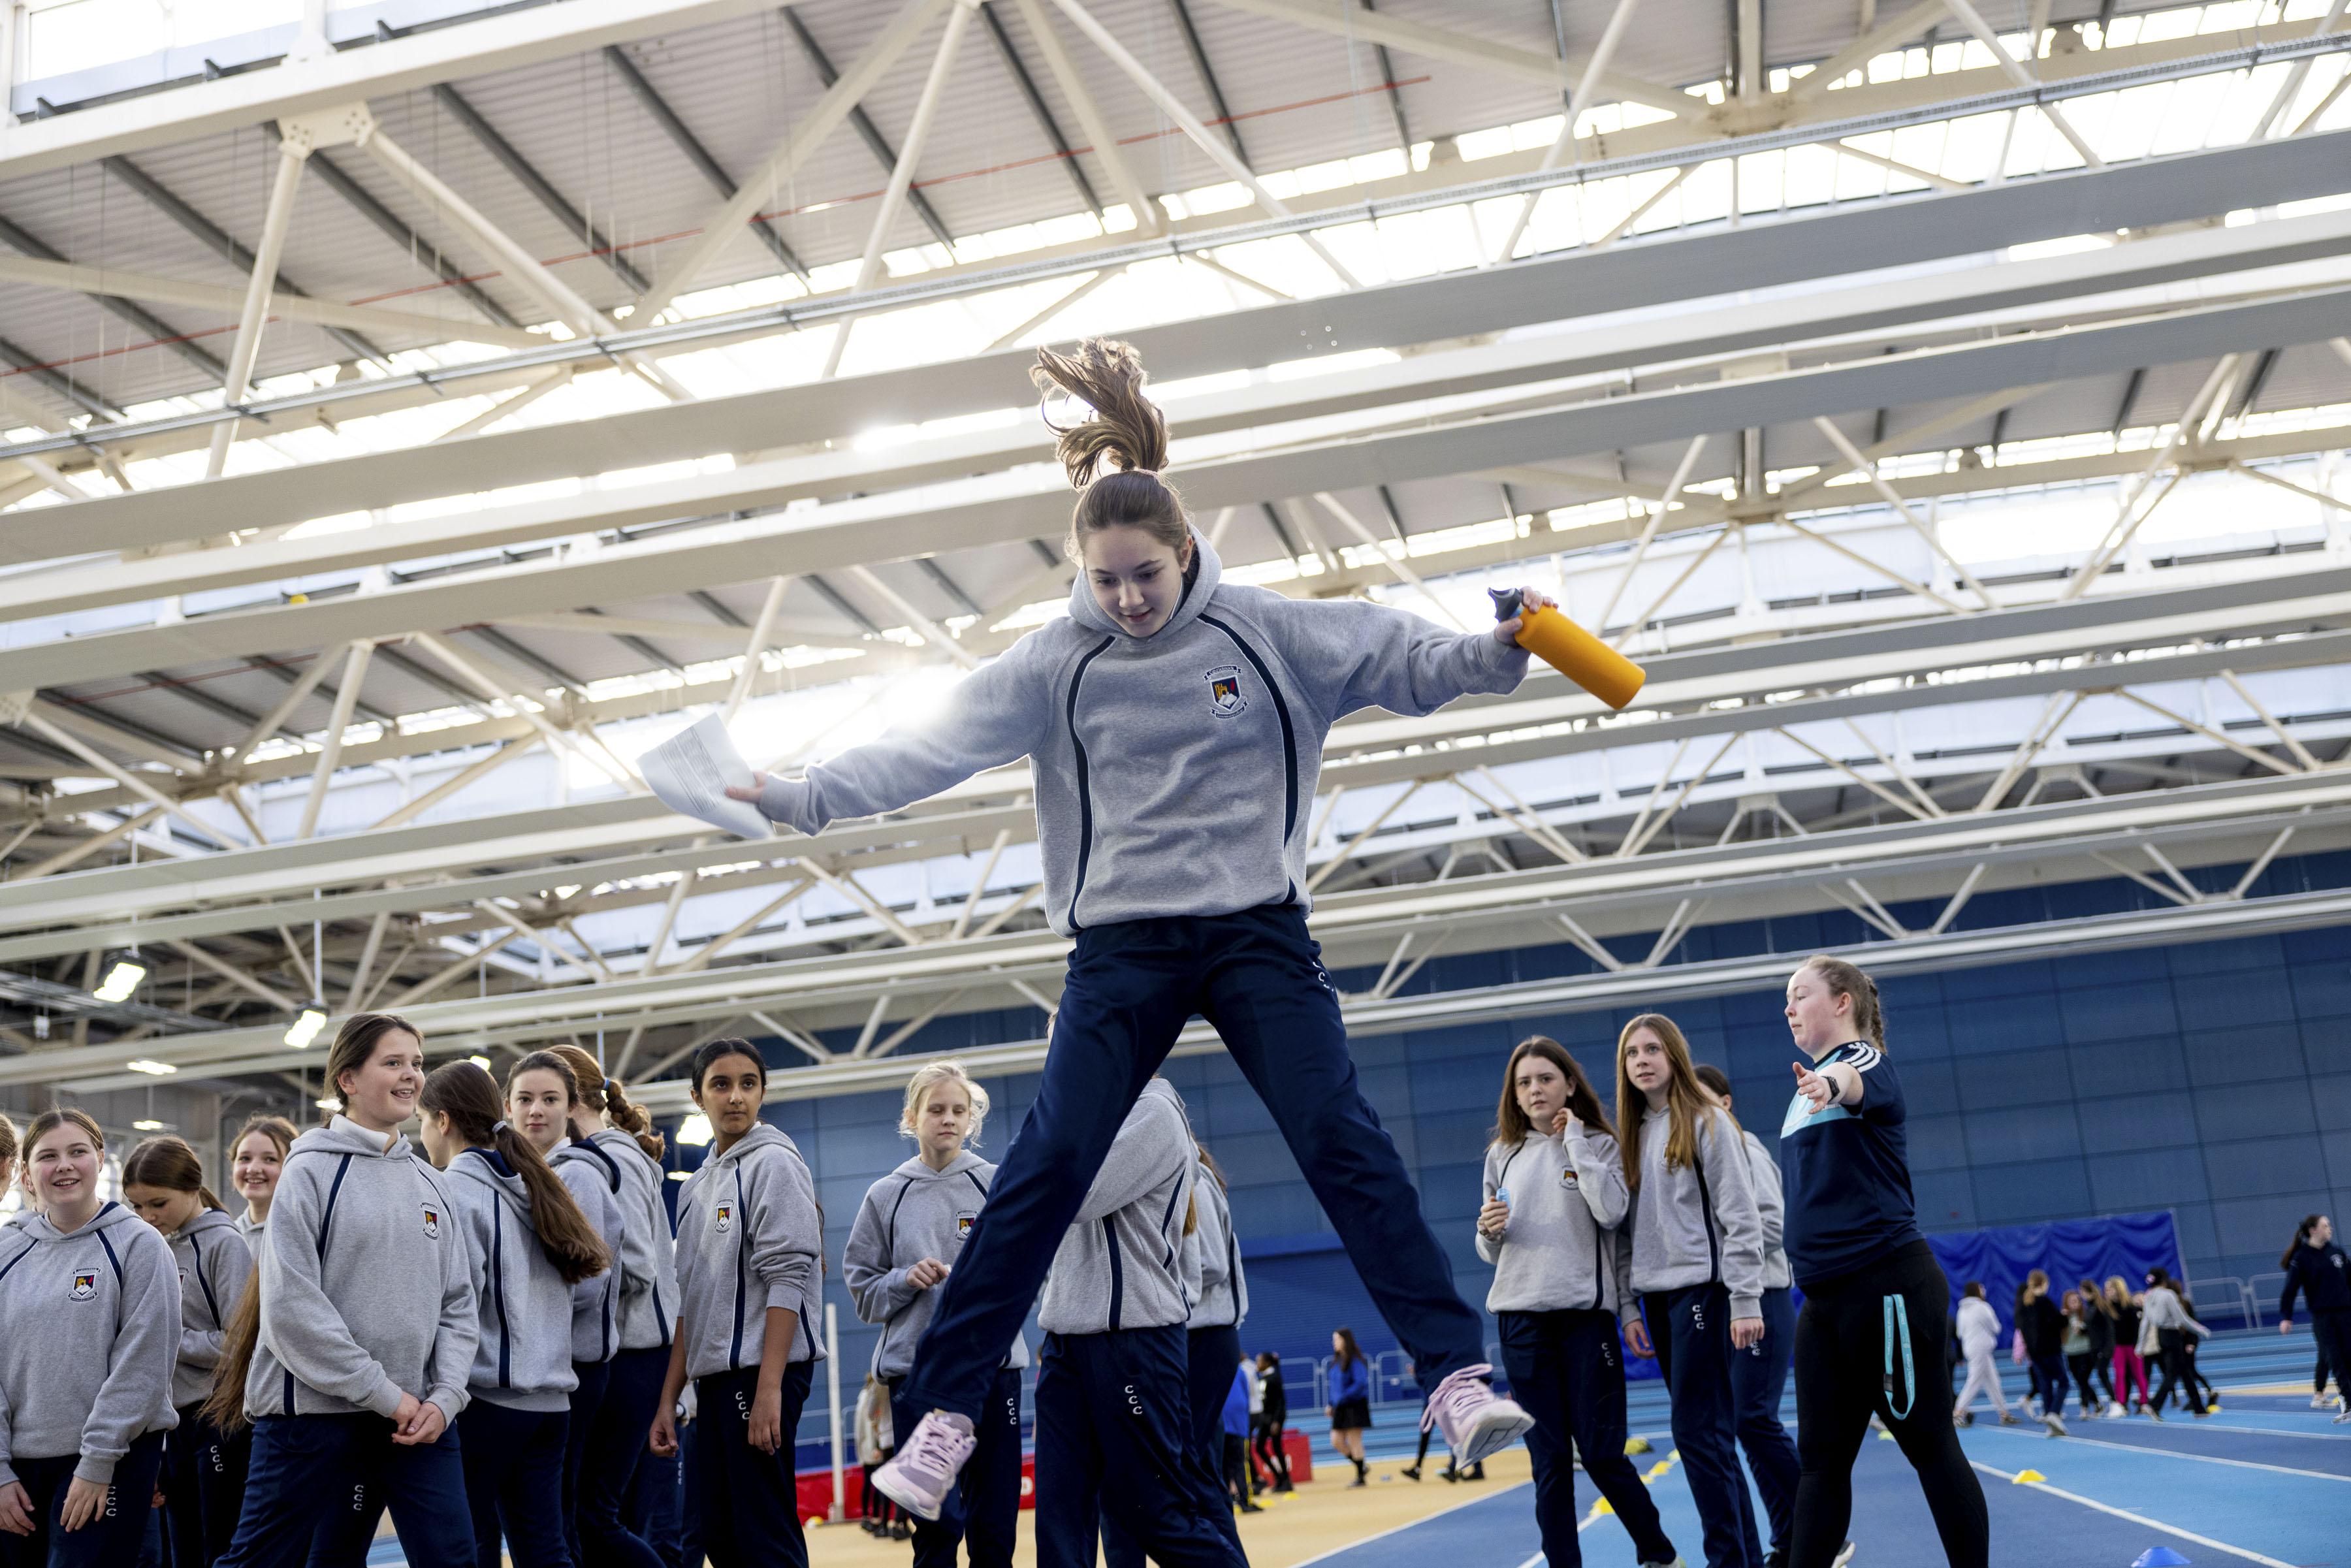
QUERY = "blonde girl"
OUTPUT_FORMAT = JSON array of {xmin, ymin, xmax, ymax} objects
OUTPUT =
[{"xmin": 227, "ymin": 1115, "xmax": 297, "ymax": 1241}]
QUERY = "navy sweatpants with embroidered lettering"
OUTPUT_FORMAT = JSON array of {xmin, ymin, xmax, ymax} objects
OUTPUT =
[
  {"xmin": 901, "ymin": 906, "xmax": 1486, "ymax": 1426},
  {"xmin": 1034, "ymin": 1328, "xmax": 1241, "ymax": 1568},
  {"xmin": 1646, "ymin": 1283, "xmax": 1763, "ymax": 1568}
]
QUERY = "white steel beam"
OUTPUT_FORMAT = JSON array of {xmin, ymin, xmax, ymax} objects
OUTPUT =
[
  {"xmin": 206, "ymin": 139, "xmax": 311, "ymax": 478},
  {"xmin": 1006, "ymin": 0, "xmax": 1163, "ymax": 232}
]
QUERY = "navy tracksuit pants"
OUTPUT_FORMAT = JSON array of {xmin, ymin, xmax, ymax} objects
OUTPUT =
[
  {"xmin": 888, "ymin": 1366, "xmax": 1023, "ymax": 1568},
  {"xmin": 1498, "ymin": 1308, "xmax": 1675, "ymax": 1568},
  {"xmin": 901, "ymin": 906, "xmax": 1485, "ymax": 1424},
  {"xmin": 1731, "ymin": 1286, "xmax": 1801, "ymax": 1559},
  {"xmin": 0, "ymin": 1431, "xmax": 164, "ymax": 1568},
  {"xmin": 1648, "ymin": 1283, "xmax": 1764, "ymax": 1568},
  {"xmin": 1034, "ymin": 1327, "xmax": 1243, "ymax": 1568},
  {"xmin": 1103, "ymin": 1322, "xmax": 1247, "ymax": 1567},
  {"xmin": 575, "ymin": 1345, "xmax": 670, "ymax": 1568},
  {"xmin": 162, "ymin": 1405, "xmax": 249, "ymax": 1568},
  {"xmin": 457, "ymin": 1399, "xmax": 574, "ymax": 1568},
  {"xmin": 219, "ymin": 1412, "xmax": 472, "ymax": 1568},
  {"xmin": 693, "ymin": 1362, "xmax": 815, "ymax": 1568}
]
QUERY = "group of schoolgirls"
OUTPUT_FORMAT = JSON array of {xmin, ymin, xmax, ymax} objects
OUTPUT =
[
  {"xmin": 844, "ymin": 1058, "xmax": 1262, "ymax": 1568},
  {"xmin": 0, "ymin": 1012, "xmax": 696, "ymax": 1568}
]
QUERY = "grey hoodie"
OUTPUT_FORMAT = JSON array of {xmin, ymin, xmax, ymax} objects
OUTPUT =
[
  {"xmin": 1740, "ymin": 1129, "xmax": 1792, "ymax": 1292},
  {"xmin": 843, "ymin": 1150, "xmax": 1029, "ymax": 1382},
  {"xmin": 448, "ymin": 1147, "xmax": 581, "ymax": 1412},
  {"xmin": 552, "ymin": 1139, "xmax": 629, "ymax": 1365},
  {"xmin": 758, "ymin": 532, "xmax": 1527, "ymax": 933},
  {"xmin": 1038, "ymin": 1080, "xmax": 1196, "ymax": 1336},
  {"xmin": 0, "ymin": 1201, "xmax": 179, "ymax": 1486},
  {"xmin": 674, "ymin": 1123, "xmax": 825, "ymax": 1380},
  {"xmin": 1477, "ymin": 1126, "xmax": 1631, "ymax": 1315},
  {"xmin": 1184, "ymin": 1163, "xmax": 1248, "ymax": 1331},
  {"xmin": 1621, "ymin": 1105, "xmax": 1767, "ymax": 1322},
  {"xmin": 245, "ymin": 1117, "xmax": 479, "ymax": 1428},
  {"xmin": 588, "ymin": 1128, "xmax": 677, "ymax": 1352},
  {"xmin": 235, "ymin": 1209, "xmax": 266, "ymax": 1243},
  {"xmin": 168, "ymin": 1207, "xmax": 255, "ymax": 1409}
]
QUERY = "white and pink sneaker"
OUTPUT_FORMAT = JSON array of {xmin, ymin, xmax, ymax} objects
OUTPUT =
[
  {"xmin": 1420, "ymin": 1363, "xmax": 1535, "ymax": 1467},
  {"xmin": 872, "ymin": 1409, "xmax": 977, "ymax": 1522}
]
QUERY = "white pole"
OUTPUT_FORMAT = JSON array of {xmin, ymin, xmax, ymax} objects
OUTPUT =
[{"xmin": 825, "ymin": 1302, "xmax": 844, "ymax": 1522}]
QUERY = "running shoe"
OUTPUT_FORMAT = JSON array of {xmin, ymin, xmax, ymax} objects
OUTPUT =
[
  {"xmin": 1422, "ymin": 1364, "xmax": 1536, "ymax": 1467},
  {"xmin": 872, "ymin": 1409, "xmax": 976, "ymax": 1522},
  {"xmin": 2039, "ymin": 1411, "xmax": 2068, "ymax": 1437}
]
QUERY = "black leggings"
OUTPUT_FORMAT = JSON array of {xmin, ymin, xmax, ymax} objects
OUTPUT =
[
  {"xmin": 1791, "ymin": 1241, "xmax": 1989, "ymax": 1568},
  {"xmin": 2150, "ymin": 1330, "xmax": 2205, "ymax": 1413}
]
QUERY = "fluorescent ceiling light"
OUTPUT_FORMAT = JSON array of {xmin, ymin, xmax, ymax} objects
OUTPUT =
[
  {"xmin": 131, "ymin": 1119, "xmax": 167, "ymax": 1132},
  {"xmin": 284, "ymin": 1009, "xmax": 327, "ymax": 1049},
  {"xmin": 93, "ymin": 960, "xmax": 146, "ymax": 1002},
  {"xmin": 125, "ymin": 1059, "xmax": 177, "ymax": 1076},
  {"xmin": 675, "ymin": 1113, "xmax": 713, "ymax": 1147}
]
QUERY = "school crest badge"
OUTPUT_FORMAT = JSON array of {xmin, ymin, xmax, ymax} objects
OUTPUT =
[
  {"xmin": 1560, "ymin": 1168, "xmax": 1579, "ymax": 1189},
  {"xmin": 421, "ymin": 1204, "xmax": 441, "ymax": 1240},
  {"xmin": 69, "ymin": 1270, "xmax": 97, "ymax": 1301},
  {"xmin": 955, "ymin": 1212, "xmax": 976, "ymax": 1241},
  {"xmin": 1205, "ymin": 665, "xmax": 1247, "ymax": 717},
  {"xmin": 714, "ymin": 1202, "xmax": 733, "ymax": 1234}
]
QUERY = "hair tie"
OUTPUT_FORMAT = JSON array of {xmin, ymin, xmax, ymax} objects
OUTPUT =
[
  {"xmin": 605, "ymin": 1078, "xmax": 619, "ymax": 1093},
  {"xmin": 491, "ymin": 1119, "xmax": 509, "ymax": 1135}
]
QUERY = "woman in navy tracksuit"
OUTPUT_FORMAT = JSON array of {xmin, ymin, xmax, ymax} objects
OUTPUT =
[
  {"xmin": 417, "ymin": 1059, "xmax": 612, "ymax": 1568},
  {"xmin": 1779, "ymin": 956, "xmax": 1986, "ymax": 1568},
  {"xmin": 733, "ymin": 339, "xmax": 1538, "ymax": 1518},
  {"xmin": 121, "ymin": 1136, "xmax": 256, "ymax": 1568},
  {"xmin": 2278, "ymin": 1214, "xmax": 2351, "ymax": 1421}
]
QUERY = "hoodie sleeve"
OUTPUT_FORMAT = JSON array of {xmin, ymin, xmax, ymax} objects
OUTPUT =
[
  {"xmin": 1570, "ymin": 1128, "xmax": 1630, "ymax": 1230},
  {"xmin": 423, "ymin": 1170, "xmax": 480, "ymax": 1427},
  {"xmin": 0, "ymin": 1345, "xmax": 16, "ymax": 1487},
  {"xmin": 757, "ymin": 636, "xmax": 1049, "ymax": 835},
  {"xmin": 179, "ymin": 1224, "xmax": 255, "ymax": 1374},
  {"xmin": 1076, "ymin": 1095, "xmax": 1188, "ymax": 1224},
  {"xmin": 76, "ymin": 1226, "xmax": 180, "ymax": 1485},
  {"xmin": 746, "ymin": 1149, "xmax": 824, "ymax": 1324},
  {"xmin": 841, "ymin": 1180, "xmax": 918, "ymax": 1326},
  {"xmin": 1742, "ymin": 1132, "xmax": 1785, "ymax": 1264},
  {"xmin": 1612, "ymin": 1218, "xmax": 1642, "ymax": 1328},
  {"xmin": 556, "ymin": 1159, "xmax": 622, "ymax": 1322},
  {"xmin": 258, "ymin": 1159, "xmax": 408, "ymax": 1421},
  {"xmin": 1474, "ymin": 1145, "xmax": 1505, "ymax": 1266},
  {"xmin": 1253, "ymin": 594, "xmax": 1527, "ymax": 723},
  {"xmin": 1698, "ymin": 1111, "xmax": 1767, "ymax": 1321}
]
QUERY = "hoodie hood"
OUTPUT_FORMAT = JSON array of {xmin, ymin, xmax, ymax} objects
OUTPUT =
[
  {"xmin": 293, "ymin": 1115, "xmax": 412, "ymax": 1162},
  {"xmin": 712, "ymin": 1121, "xmax": 795, "ymax": 1170},
  {"xmin": 177, "ymin": 1205, "xmax": 243, "ymax": 1243},
  {"xmin": 452, "ymin": 1145, "xmax": 531, "ymax": 1213},
  {"xmin": 1066, "ymin": 525, "xmax": 1223, "ymax": 641},
  {"xmin": 889, "ymin": 1149, "xmax": 987, "ymax": 1184},
  {"xmin": 17, "ymin": 1197, "xmax": 146, "ymax": 1245}
]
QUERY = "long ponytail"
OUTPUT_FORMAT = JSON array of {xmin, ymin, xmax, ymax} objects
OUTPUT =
[{"xmin": 422, "ymin": 1062, "xmax": 610, "ymax": 1285}]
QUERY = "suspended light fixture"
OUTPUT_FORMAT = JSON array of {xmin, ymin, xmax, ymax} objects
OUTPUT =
[
  {"xmin": 285, "ymin": 1008, "xmax": 328, "ymax": 1049},
  {"xmin": 124, "ymin": 1059, "xmax": 178, "ymax": 1076},
  {"xmin": 675, "ymin": 1113, "xmax": 714, "ymax": 1147},
  {"xmin": 93, "ymin": 957, "xmax": 146, "ymax": 1002}
]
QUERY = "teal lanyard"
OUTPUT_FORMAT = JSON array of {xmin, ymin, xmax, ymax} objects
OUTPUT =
[{"xmin": 1882, "ymin": 1294, "xmax": 1915, "ymax": 1420}]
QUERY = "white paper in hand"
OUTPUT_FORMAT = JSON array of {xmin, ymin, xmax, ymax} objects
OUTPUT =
[{"xmin": 641, "ymin": 713, "xmax": 773, "ymax": 840}]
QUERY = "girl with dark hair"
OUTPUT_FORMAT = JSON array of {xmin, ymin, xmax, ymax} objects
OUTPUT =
[
  {"xmin": 541, "ymin": 1046, "xmax": 680, "ymax": 1564},
  {"xmin": 507, "ymin": 1048, "xmax": 647, "ymax": 1565},
  {"xmin": 2105, "ymin": 1277, "xmax": 2149, "ymax": 1416},
  {"xmin": 412, "ymin": 1059, "xmax": 609, "ymax": 1568},
  {"xmin": 2014, "ymin": 1273, "xmax": 2069, "ymax": 1433},
  {"xmin": 0, "ymin": 1110, "xmax": 180, "ymax": 1568},
  {"xmin": 842, "ymin": 1061, "xmax": 1025, "ymax": 1568},
  {"xmin": 1482, "ymin": 1037, "xmax": 1679, "ymax": 1568},
  {"xmin": 2074, "ymin": 1277, "xmax": 2117, "ymax": 1416},
  {"xmin": 210, "ymin": 1014, "xmax": 479, "ymax": 1568},
  {"xmin": 227, "ymin": 1115, "xmax": 298, "ymax": 1242},
  {"xmin": 731, "ymin": 338, "xmax": 1541, "ymax": 1518},
  {"xmin": 1251, "ymin": 1354, "xmax": 1289, "ymax": 1494},
  {"xmin": 1616, "ymin": 1015, "xmax": 1765, "ymax": 1568},
  {"xmin": 2139, "ymin": 1267, "xmax": 2210, "ymax": 1418},
  {"xmin": 2278, "ymin": 1215, "xmax": 2350, "ymax": 1421},
  {"xmin": 123, "ymin": 1135, "xmax": 257, "ymax": 1568},
  {"xmin": 1780, "ymin": 956, "xmax": 1986, "ymax": 1568},
  {"xmin": 1326, "ymin": 1330, "xmax": 1371, "ymax": 1487},
  {"xmin": 651, "ymin": 1040, "xmax": 824, "ymax": 1568}
]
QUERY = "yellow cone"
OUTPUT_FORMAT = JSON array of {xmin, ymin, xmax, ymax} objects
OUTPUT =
[
  {"xmin": 1625, "ymin": 1437, "xmax": 1652, "ymax": 1456},
  {"xmin": 1594, "ymin": 1499, "xmax": 1614, "ymax": 1516},
  {"xmin": 1878, "ymin": 1429, "xmax": 1896, "ymax": 1441},
  {"xmin": 2013, "ymin": 1469, "xmax": 2046, "ymax": 1484}
]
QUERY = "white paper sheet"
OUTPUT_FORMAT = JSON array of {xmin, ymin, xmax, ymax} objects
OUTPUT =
[{"xmin": 639, "ymin": 712, "xmax": 773, "ymax": 840}]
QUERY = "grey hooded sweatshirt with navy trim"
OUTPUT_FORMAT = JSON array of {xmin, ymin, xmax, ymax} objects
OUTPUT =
[
  {"xmin": 1038, "ymin": 1080, "xmax": 1196, "ymax": 1336},
  {"xmin": 448, "ymin": 1147, "xmax": 581, "ymax": 1412},
  {"xmin": 0, "ymin": 1201, "xmax": 180, "ymax": 1486},
  {"xmin": 843, "ymin": 1150, "xmax": 1029, "ymax": 1381},
  {"xmin": 1619, "ymin": 1105, "xmax": 1767, "ymax": 1322},
  {"xmin": 758, "ymin": 532, "xmax": 1528, "ymax": 933},
  {"xmin": 588, "ymin": 1128, "xmax": 677, "ymax": 1352},
  {"xmin": 1741, "ymin": 1128, "xmax": 1792, "ymax": 1292},
  {"xmin": 1477, "ymin": 1125, "xmax": 1631, "ymax": 1315},
  {"xmin": 1183, "ymin": 1161, "xmax": 1248, "ymax": 1331},
  {"xmin": 673, "ymin": 1123, "xmax": 825, "ymax": 1380},
  {"xmin": 244, "ymin": 1117, "xmax": 478, "ymax": 1429},
  {"xmin": 552, "ymin": 1139, "xmax": 629, "ymax": 1364},
  {"xmin": 168, "ymin": 1206, "xmax": 254, "ymax": 1409}
]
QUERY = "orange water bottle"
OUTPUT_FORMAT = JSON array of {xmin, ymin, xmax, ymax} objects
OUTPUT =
[{"xmin": 1488, "ymin": 588, "xmax": 1646, "ymax": 711}]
